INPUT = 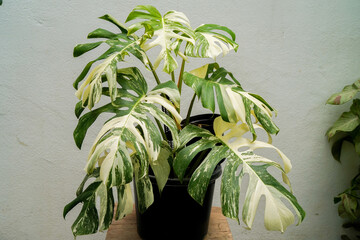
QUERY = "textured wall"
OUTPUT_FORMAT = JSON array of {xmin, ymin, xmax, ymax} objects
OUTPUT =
[{"xmin": 1, "ymin": 1, "xmax": 360, "ymax": 239}]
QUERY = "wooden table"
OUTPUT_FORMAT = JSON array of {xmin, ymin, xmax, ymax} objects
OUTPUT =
[{"xmin": 106, "ymin": 206, "xmax": 233, "ymax": 240}]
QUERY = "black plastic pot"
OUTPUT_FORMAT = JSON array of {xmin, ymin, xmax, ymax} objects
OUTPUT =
[
  {"xmin": 135, "ymin": 114, "xmax": 222, "ymax": 240},
  {"xmin": 135, "ymin": 164, "xmax": 222, "ymax": 240}
]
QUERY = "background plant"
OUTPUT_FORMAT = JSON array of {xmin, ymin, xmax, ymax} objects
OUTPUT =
[
  {"xmin": 63, "ymin": 5, "xmax": 305, "ymax": 238},
  {"xmin": 327, "ymin": 79, "xmax": 360, "ymax": 240}
]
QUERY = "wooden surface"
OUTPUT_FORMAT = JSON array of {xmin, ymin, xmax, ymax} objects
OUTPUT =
[{"xmin": 105, "ymin": 206, "xmax": 233, "ymax": 240}]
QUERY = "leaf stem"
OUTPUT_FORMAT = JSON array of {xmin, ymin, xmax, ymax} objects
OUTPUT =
[
  {"xmin": 185, "ymin": 93, "xmax": 197, "ymax": 126},
  {"xmin": 155, "ymin": 118, "xmax": 168, "ymax": 141},
  {"xmin": 147, "ymin": 59, "xmax": 161, "ymax": 85},
  {"xmin": 177, "ymin": 59, "xmax": 186, "ymax": 94},
  {"xmin": 171, "ymin": 71, "xmax": 176, "ymax": 82}
]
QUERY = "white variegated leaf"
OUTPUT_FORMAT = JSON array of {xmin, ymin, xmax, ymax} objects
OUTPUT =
[
  {"xmin": 84, "ymin": 68, "xmax": 181, "ymax": 188},
  {"xmin": 126, "ymin": 6, "xmax": 195, "ymax": 74},
  {"xmin": 183, "ymin": 63, "xmax": 279, "ymax": 139},
  {"xmin": 185, "ymin": 24, "xmax": 238, "ymax": 59},
  {"xmin": 115, "ymin": 184, "xmax": 134, "ymax": 220},
  {"xmin": 74, "ymin": 36, "xmax": 148, "ymax": 110},
  {"xmin": 175, "ymin": 117, "xmax": 305, "ymax": 232}
]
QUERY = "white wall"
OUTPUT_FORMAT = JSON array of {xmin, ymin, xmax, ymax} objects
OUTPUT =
[{"xmin": 1, "ymin": 1, "xmax": 360, "ymax": 239}]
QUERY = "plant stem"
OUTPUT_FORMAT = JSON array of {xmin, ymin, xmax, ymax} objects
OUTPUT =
[
  {"xmin": 171, "ymin": 71, "xmax": 175, "ymax": 82},
  {"xmin": 155, "ymin": 118, "xmax": 168, "ymax": 141},
  {"xmin": 177, "ymin": 59, "xmax": 186, "ymax": 94},
  {"xmin": 145, "ymin": 57, "xmax": 169, "ymax": 139},
  {"xmin": 147, "ymin": 59, "xmax": 161, "ymax": 85},
  {"xmin": 185, "ymin": 93, "xmax": 197, "ymax": 126}
]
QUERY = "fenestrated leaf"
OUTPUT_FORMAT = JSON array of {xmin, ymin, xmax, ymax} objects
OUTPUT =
[
  {"xmin": 221, "ymin": 155, "xmax": 242, "ymax": 223},
  {"xmin": 175, "ymin": 117, "xmax": 305, "ymax": 232},
  {"xmin": 84, "ymin": 67, "xmax": 181, "ymax": 187},
  {"xmin": 174, "ymin": 137, "xmax": 219, "ymax": 182},
  {"xmin": 133, "ymin": 155, "xmax": 154, "ymax": 213},
  {"xmin": 327, "ymin": 79, "xmax": 360, "ymax": 105},
  {"xmin": 75, "ymin": 100, "xmax": 85, "ymax": 119},
  {"xmin": 115, "ymin": 184, "xmax": 133, "ymax": 220},
  {"xmin": 73, "ymin": 103, "xmax": 120, "ymax": 149},
  {"xmin": 88, "ymin": 28, "xmax": 117, "ymax": 39},
  {"xmin": 96, "ymin": 183, "xmax": 114, "ymax": 231},
  {"xmin": 183, "ymin": 64, "xmax": 279, "ymax": 139},
  {"xmin": 71, "ymin": 195, "xmax": 99, "ymax": 237},
  {"xmin": 76, "ymin": 168, "xmax": 100, "ymax": 196},
  {"xmin": 63, "ymin": 181, "xmax": 102, "ymax": 219},
  {"xmin": 74, "ymin": 41, "xmax": 103, "ymax": 57},
  {"xmin": 185, "ymin": 24, "xmax": 238, "ymax": 59},
  {"xmin": 75, "ymin": 37, "xmax": 146, "ymax": 109},
  {"xmin": 326, "ymin": 111, "xmax": 360, "ymax": 139},
  {"xmin": 188, "ymin": 146, "xmax": 227, "ymax": 205},
  {"xmin": 126, "ymin": 5, "xmax": 195, "ymax": 74},
  {"xmin": 99, "ymin": 14, "xmax": 128, "ymax": 34}
]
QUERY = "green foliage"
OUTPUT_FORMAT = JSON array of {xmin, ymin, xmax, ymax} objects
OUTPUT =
[
  {"xmin": 327, "ymin": 80, "xmax": 360, "ymax": 239},
  {"xmin": 64, "ymin": 5, "xmax": 304, "ymax": 237}
]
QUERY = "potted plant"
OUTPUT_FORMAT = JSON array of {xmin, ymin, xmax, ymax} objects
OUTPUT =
[
  {"xmin": 326, "ymin": 79, "xmax": 360, "ymax": 239},
  {"xmin": 63, "ymin": 5, "xmax": 305, "ymax": 239}
]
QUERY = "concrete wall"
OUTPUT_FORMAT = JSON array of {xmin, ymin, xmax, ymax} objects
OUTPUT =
[{"xmin": 1, "ymin": 1, "xmax": 360, "ymax": 239}]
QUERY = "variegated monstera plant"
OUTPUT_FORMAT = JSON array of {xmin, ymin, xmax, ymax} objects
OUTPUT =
[{"xmin": 64, "ymin": 5, "xmax": 305, "ymax": 238}]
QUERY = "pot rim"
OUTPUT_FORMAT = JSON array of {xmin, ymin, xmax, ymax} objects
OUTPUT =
[{"xmin": 149, "ymin": 164, "xmax": 222, "ymax": 186}]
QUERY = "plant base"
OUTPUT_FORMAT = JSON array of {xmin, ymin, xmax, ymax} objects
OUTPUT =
[{"xmin": 135, "ymin": 164, "xmax": 222, "ymax": 240}]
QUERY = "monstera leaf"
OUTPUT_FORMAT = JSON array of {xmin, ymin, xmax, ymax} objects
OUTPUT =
[
  {"xmin": 63, "ymin": 169, "xmax": 116, "ymax": 237},
  {"xmin": 184, "ymin": 24, "xmax": 239, "ymax": 59},
  {"xmin": 126, "ymin": 5, "xmax": 195, "ymax": 74},
  {"xmin": 183, "ymin": 63, "xmax": 279, "ymax": 139},
  {"xmin": 173, "ymin": 117, "xmax": 305, "ymax": 232},
  {"xmin": 73, "ymin": 16, "xmax": 149, "ymax": 110},
  {"xmin": 82, "ymin": 67, "xmax": 181, "ymax": 187}
]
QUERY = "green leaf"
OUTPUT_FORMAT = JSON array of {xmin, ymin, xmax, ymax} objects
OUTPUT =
[
  {"xmin": 327, "ymin": 79, "xmax": 360, "ymax": 105},
  {"xmin": 149, "ymin": 141, "xmax": 171, "ymax": 193},
  {"xmin": 96, "ymin": 183, "xmax": 114, "ymax": 231},
  {"xmin": 174, "ymin": 137, "xmax": 220, "ymax": 182},
  {"xmin": 74, "ymin": 36, "xmax": 148, "ymax": 109},
  {"xmin": 88, "ymin": 28, "xmax": 117, "ymax": 39},
  {"xmin": 71, "ymin": 195, "xmax": 99, "ymax": 237},
  {"xmin": 73, "ymin": 103, "xmax": 119, "ymax": 149},
  {"xmin": 338, "ymin": 193, "xmax": 358, "ymax": 220},
  {"xmin": 188, "ymin": 146, "xmax": 227, "ymax": 205},
  {"xmin": 326, "ymin": 111, "xmax": 360, "ymax": 139},
  {"xmin": 83, "ymin": 68, "xmax": 181, "ymax": 187},
  {"xmin": 133, "ymin": 155, "xmax": 154, "ymax": 213},
  {"xmin": 185, "ymin": 24, "xmax": 238, "ymax": 59},
  {"xmin": 351, "ymin": 99, "xmax": 360, "ymax": 117},
  {"xmin": 221, "ymin": 156, "xmax": 242, "ymax": 223},
  {"xmin": 175, "ymin": 117, "xmax": 305, "ymax": 232},
  {"xmin": 183, "ymin": 64, "xmax": 279, "ymax": 138},
  {"xmin": 115, "ymin": 184, "xmax": 133, "ymax": 220},
  {"xmin": 354, "ymin": 130, "xmax": 360, "ymax": 156},
  {"xmin": 331, "ymin": 135, "xmax": 352, "ymax": 162},
  {"xmin": 73, "ymin": 42, "xmax": 103, "ymax": 57},
  {"xmin": 125, "ymin": 5, "xmax": 162, "ymax": 22},
  {"xmin": 63, "ymin": 181, "xmax": 102, "ymax": 219},
  {"xmin": 75, "ymin": 101, "xmax": 85, "ymax": 119},
  {"xmin": 76, "ymin": 168, "xmax": 100, "ymax": 196},
  {"xmin": 126, "ymin": 5, "xmax": 195, "ymax": 74},
  {"xmin": 99, "ymin": 14, "xmax": 128, "ymax": 33}
]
